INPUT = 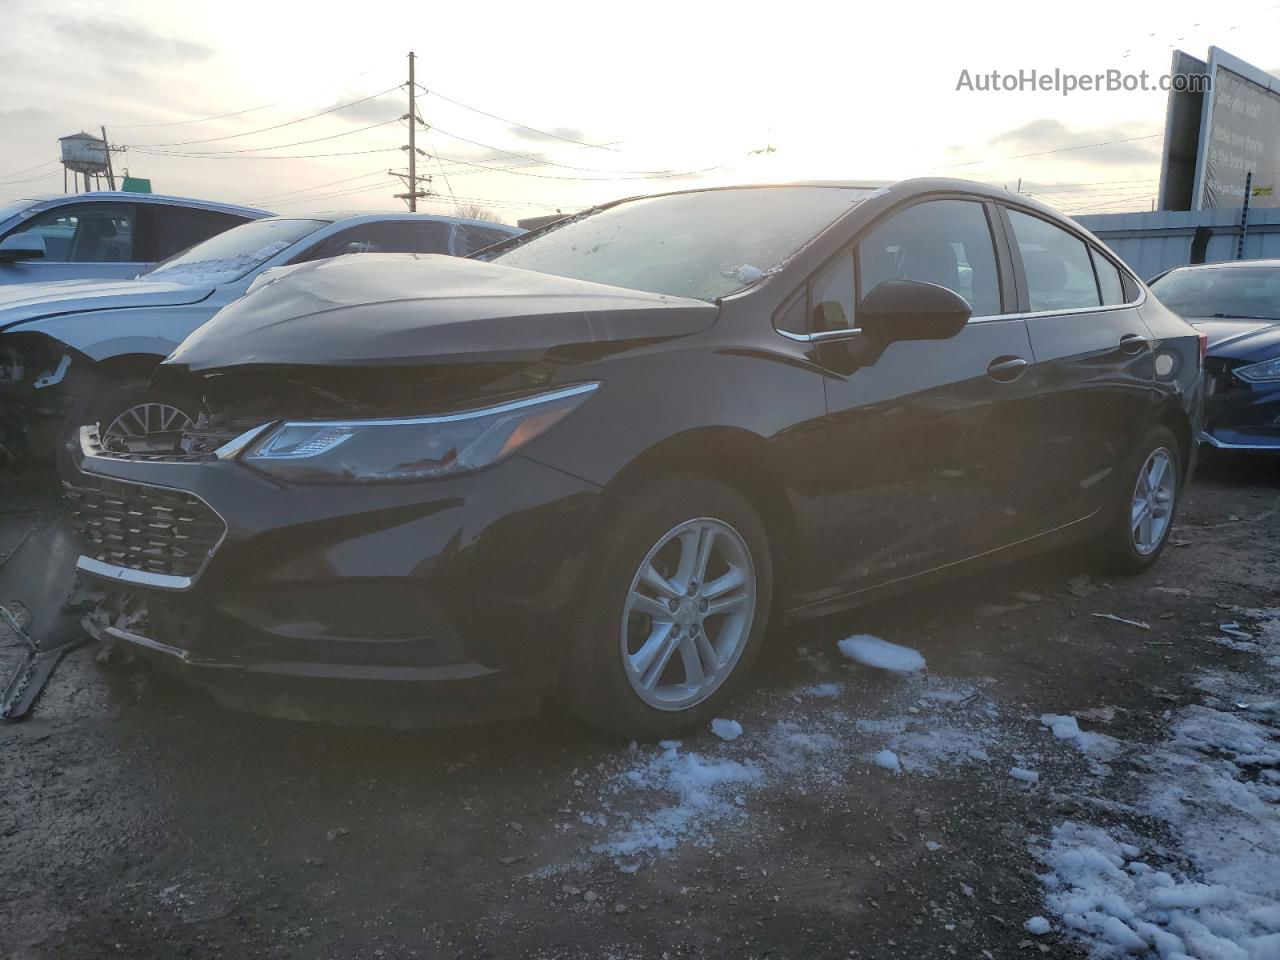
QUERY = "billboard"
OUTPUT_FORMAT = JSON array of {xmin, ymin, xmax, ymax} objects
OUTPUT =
[{"xmin": 1158, "ymin": 48, "xmax": 1280, "ymax": 211}]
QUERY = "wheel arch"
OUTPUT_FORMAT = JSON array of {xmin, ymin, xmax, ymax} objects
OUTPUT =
[
  {"xmin": 1154, "ymin": 400, "xmax": 1194, "ymax": 479},
  {"xmin": 600, "ymin": 426, "xmax": 801, "ymax": 601}
]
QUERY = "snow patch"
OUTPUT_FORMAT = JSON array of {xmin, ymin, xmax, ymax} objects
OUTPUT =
[
  {"xmin": 873, "ymin": 749, "xmax": 902, "ymax": 773},
  {"xmin": 838, "ymin": 635, "xmax": 926, "ymax": 673},
  {"xmin": 710, "ymin": 718, "xmax": 743, "ymax": 741}
]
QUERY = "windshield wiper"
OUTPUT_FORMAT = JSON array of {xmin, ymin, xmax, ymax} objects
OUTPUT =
[{"xmin": 1209, "ymin": 313, "xmax": 1280, "ymax": 321}]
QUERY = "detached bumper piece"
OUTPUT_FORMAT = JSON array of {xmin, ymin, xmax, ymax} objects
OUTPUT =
[{"xmin": 0, "ymin": 519, "xmax": 93, "ymax": 722}]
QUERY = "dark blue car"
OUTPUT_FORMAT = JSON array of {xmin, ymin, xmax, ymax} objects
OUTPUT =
[{"xmin": 1150, "ymin": 260, "xmax": 1280, "ymax": 453}]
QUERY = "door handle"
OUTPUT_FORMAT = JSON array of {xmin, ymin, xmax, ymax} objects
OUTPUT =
[
  {"xmin": 1120, "ymin": 333, "xmax": 1150, "ymax": 354},
  {"xmin": 987, "ymin": 356, "xmax": 1029, "ymax": 382}
]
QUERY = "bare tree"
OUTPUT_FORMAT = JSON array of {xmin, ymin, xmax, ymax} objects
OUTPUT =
[{"xmin": 454, "ymin": 202, "xmax": 504, "ymax": 224}]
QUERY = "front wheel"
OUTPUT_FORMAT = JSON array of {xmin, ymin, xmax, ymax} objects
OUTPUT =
[
  {"xmin": 561, "ymin": 475, "xmax": 773, "ymax": 740},
  {"xmin": 59, "ymin": 378, "xmax": 195, "ymax": 478},
  {"xmin": 1098, "ymin": 425, "xmax": 1182, "ymax": 574}
]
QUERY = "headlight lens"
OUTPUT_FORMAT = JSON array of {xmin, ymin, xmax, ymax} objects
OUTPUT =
[
  {"xmin": 1235, "ymin": 356, "xmax": 1280, "ymax": 383},
  {"xmin": 243, "ymin": 382, "xmax": 599, "ymax": 483}
]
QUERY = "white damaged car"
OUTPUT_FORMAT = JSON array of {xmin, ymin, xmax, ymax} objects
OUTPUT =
[{"xmin": 0, "ymin": 212, "xmax": 521, "ymax": 468}]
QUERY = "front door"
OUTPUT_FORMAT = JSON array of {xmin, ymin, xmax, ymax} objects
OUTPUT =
[
  {"xmin": 817, "ymin": 197, "xmax": 1040, "ymax": 594},
  {"xmin": 0, "ymin": 202, "xmax": 146, "ymax": 284}
]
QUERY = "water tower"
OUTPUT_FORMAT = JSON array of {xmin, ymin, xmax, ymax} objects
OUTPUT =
[{"xmin": 59, "ymin": 131, "xmax": 116, "ymax": 192}]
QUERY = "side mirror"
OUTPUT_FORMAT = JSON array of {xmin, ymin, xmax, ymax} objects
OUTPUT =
[
  {"xmin": 857, "ymin": 279, "xmax": 971, "ymax": 342},
  {"xmin": 0, "ymin": 232, "xmax": 46, "ymax": 263}
]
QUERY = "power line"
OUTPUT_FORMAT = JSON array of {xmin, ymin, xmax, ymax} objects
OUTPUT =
[
  {"xmin": 129, "ymin": 146, "xmax": 403, "ymax": 161},
  {"xmin": 249, "ymin": 169, "xmax": 391, "ymax": 204},
  {"xmin": 936, "ymin": 133, "xmax": 1164, "ymax": 170},
  {"xmin": 424, "ymin": 147, "xmax": 721, "ymax": 182},
  {"xmin": 421, "ymin": 120, "xmax": 708, "ymax": 176},
  {"xmin": 133, "ymin": 118, "xmax": 402, "ymax": 157},
  {"xmin": 109, "ymin": 99, "xmax": 285, "ymax": 129},
  {"xmin": 128, "ymin": 85, "xmax": 403, "ymax": 148},
  {"xmin": 0, "ymin": 158, "xmax": 59, "ymax": 180},
  {"xmin": 425, "ymin": 131, "xmax": 458, "ymax": 206},
  {"xmin": 0, "ymin": 168, "xmax": 63, "ymax": 187},
  {"xmin": 416, "ymin": 83, "xmax": 619, "ymax": 152}
]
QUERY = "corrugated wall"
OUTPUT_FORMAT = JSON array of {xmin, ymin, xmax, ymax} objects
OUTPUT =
[{"xmin": 1073, "ymin": 208, "xmax": 1280, "ymax": 281}]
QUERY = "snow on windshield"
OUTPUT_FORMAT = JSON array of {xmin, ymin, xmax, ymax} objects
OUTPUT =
[
  {"xmin": 145, "ymin": 219, "xmax": 324, "ymax": 286},
  {"xmin": 145, "ymin": 240, "xmax": 293, "ymax": 286}
]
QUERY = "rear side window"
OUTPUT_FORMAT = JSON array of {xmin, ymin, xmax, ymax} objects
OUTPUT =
[
  {"xmin": 152, "ymin": 206, "xmax": 247, "ymax": 260},
  {"xmin": 1091, "ymin": 248, "xmax": 1127, "ymax": 306},
  {"xmin": 857, "ymin": 199, "xmax": 1001, "ymax": 318},
  {"xmin": 1007, "ymin": 209, "xmax": 1101, "ymax": 311},
  {"xmin": 13, "ymin": 203, "xmax": 136, "ymax": 262},
  {"xmin": 293, "ymin": 220, "xmax": 453, "ymax": 263},
  {"xmin": 454, "ymin": 224, "xmax": 511, "ymax": 256}
]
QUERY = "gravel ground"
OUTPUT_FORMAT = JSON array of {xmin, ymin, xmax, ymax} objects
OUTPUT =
[{"xmin": 1, "ymin": 453, "xmax": 1277, "ymax": 960}]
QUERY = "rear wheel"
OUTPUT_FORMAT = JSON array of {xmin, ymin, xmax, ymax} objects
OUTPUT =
[
  {"xmin": 1098, "ymin": 425, "xmax": 1182, "ymax": 574},
  {"xmin": 562, "ymin": 475, "xmax": 773, "ymax": 740}
]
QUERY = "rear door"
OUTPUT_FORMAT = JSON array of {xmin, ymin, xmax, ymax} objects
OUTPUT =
[
  {"xmin": 817, "ymin": 196, "xmax": 1041, "ymax": 591},
  {"xmin": 998, "ymin": 205, "xmax": 1155, "ymax": 530},
  {"xmin": 0, "ymin": 201, "xmax": 142, "ymax": 283}
]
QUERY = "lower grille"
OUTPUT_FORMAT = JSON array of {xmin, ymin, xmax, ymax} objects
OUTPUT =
[{"xmin": 65, "ymin": 478, "xmax": 226, "ymax": 580}]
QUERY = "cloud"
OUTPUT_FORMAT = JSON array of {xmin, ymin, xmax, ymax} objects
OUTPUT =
[
  {"xmin": 506, "ymin": 124, "xmax": 589, "ymax": 145},
  {"xmin": 986, "ymin": 118, "xmax": 1161, "ymax": 165},
  {"xmin": 53, "ymin": 16, "xmax": 214, "ymax": 63},
  {"xmin": 327, "ymin": 92, "xmax": 406, "ymax": 125}
]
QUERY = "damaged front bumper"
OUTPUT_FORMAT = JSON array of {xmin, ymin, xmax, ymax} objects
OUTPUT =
[{"xmin": 68, "ymin": 426, "xmax": 604, "ymax": 718}]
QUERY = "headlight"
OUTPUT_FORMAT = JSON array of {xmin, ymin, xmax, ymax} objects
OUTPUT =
[
  {"xmin": 242, "ymin": 382, "xmax": 599, "ymax": 483},
  {"xmin": 1235, "ymin": 356, "xmax": 1280, "ymax": 383}
]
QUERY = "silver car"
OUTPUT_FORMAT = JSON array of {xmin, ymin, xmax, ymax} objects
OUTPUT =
[
  {"xmin": 0, "ymin": 212, "xmax": 522, "ymax": 468},
  {"xmin": 0, "ymin": 193, "xmax": 272, "ymax": 284}
]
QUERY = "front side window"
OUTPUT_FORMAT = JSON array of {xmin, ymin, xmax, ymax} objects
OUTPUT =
[
  {"xmin": 1007, "ymin": 209, "xmax": 1101, "ymax": 312},
  {"xmin": 489, "ymin": 186, "xmax": 878, "ymax": 301},
  {"xmin": 15, "ymin": 203, "xmax": 136, "ymax": 262},
  {"xmin": 293, "ymin": 220, "xmax": 454, "ymax": 263},
  {"xmin": 145, "ymin": 218, "xmax": 324, "ymax": 285},
  {"xmin": 858, "ymin": 199, "xmax": 1001, "ymax": 318}
]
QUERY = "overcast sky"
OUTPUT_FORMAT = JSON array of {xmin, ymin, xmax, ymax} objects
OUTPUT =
[{"xmin": 2, "ymin": 0, "xmax": 1279, "ymax": 223}]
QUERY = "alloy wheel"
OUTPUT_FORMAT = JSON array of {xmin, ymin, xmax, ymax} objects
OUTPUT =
[
  {"xmin": 102, "ymin": 402, "xmax": 195, "ymax": 452},
  {"xmin": 1131, "ymin": 447, "xmax": 1176, "ymax": 555},
  {"xmin": 620, "ymin": 517, "xmax": 756, "ymax": 711}
]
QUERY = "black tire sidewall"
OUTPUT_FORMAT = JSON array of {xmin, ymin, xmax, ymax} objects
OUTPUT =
[{"xmin": 564, "ymin": 474, "xmax": 774, "ymax": 740}]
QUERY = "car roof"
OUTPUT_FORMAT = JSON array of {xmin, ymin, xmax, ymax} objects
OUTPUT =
[
  {"xmin": 569, "ymin": 177, "xmax": 1068, "ymax": 221},
  {"xmin": 278, "ymin": 210, "xmax": 523, "ymax": 232},
  {"xmin": 21, "ymin": 191, "xmax": 272, "ymax": 218},
  {"xmin": 1163, "ymin": 259, "xmax": 1280, "ymax": 271}
]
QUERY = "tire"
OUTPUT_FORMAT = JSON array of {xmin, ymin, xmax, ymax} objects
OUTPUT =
[
  {"xmin": 57, "ymin": 378, "xmax": 195, "ymax": 479},
  {"xmin": 561, "ymin": 474, "xmax": 774, "ymax": 740},
  {"xmin": 1097, "ymin": 425, "xmax": 1182, "ymax": 575}
]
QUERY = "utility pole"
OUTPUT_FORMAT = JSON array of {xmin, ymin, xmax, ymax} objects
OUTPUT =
[
  {"xmin": 407, "ymin": 52, "xmax": 417, "ymax": 212},
  {"xmin": 100, "ymin": 125, "xmax": 117, "ymax": 190},
  {"xmin": 391, "ymin": 51, "xmax": 431, "ymax": 209}
]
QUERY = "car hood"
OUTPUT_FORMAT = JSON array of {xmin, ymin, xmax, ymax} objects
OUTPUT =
[
  {"xmin": 0, "ymin": 277, "xmax": 215, "ymax": 332},
  {"xmin": 163, "ymin": 253, "xmax": 720, "ymax": 371},
  {"xmin": 1188, "ymin": 317, "xmax": 1280, "ymax": 361}
]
